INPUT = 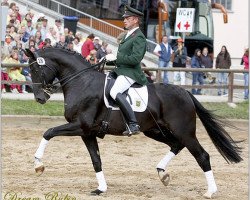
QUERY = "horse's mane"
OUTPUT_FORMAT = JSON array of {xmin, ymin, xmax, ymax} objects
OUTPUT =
[{"xmin": 37, "ymin": 46, "xmax": 91, "ymax": 68}]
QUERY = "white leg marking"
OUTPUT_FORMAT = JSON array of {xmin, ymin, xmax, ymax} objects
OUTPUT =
[
  {"xmin": 203, "ymin": 170, "xmax": 217, "ymax": 199},
  {"xmin": 96, "ymin": 171, "xmax": 107, "ymax": 192},
  {"xmin": 34, "ymin": 138, "xmax": 49, "ymax": 159},
  {"xmin": 156, "ymin": 151, "xmax": 175, "ymax": 170}
]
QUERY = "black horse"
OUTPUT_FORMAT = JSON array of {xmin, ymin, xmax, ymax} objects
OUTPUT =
[{"xmin": 24, "ymin": 47, "xmax": 242, "ymax": 198}]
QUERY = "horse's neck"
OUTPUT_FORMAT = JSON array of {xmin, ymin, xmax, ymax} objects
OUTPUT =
[{"xmin": 55, "ymin": 56, "xmax": 88, "ymax": 79}]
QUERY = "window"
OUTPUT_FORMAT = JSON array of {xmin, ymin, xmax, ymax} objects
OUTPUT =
[{"xmin": 212, "ymin": 0, "xmax": 232, "ymax": 11}]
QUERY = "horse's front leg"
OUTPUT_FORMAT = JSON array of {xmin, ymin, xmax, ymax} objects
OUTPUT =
[
  {"xmin": 34, "ymin": 121, "xmax": 82, "ymax": 174},
  {"xmin": 81, "ymin": 136, "xmax": 107, "ymax": 195}
]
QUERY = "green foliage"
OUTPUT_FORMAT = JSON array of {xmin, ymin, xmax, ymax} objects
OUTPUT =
[{"xmin": 1, "ymin": 99, "xmax": 249, "ymax": 119}]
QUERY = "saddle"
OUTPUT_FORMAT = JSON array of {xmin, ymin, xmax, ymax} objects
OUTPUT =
[
  {"xmin": 104, "ymin": 72, "xmax": 148, "ymax": 112},
  {"xmin": 98, "ymin": 72, "xmax": 148, "ymax": 139}
]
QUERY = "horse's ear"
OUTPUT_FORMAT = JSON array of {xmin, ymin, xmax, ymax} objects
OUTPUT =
[{"xmin": 24, "ymin": 49, "xmax": 35, "ymax": 60}]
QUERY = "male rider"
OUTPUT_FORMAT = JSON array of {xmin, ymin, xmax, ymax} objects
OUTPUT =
[{"xmin": 109, "ymin": 5, "xmax": 148, "ymax": 136}]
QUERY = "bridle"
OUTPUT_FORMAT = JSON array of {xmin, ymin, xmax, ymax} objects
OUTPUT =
[{"xmin": 29, "ymin": 53, "xmax": 106, "ymax": 96}]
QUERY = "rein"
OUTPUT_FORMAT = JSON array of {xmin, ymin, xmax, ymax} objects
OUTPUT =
[{"xmin": 30, "ymin": 57, "xmax": 106, "ymax": 95}]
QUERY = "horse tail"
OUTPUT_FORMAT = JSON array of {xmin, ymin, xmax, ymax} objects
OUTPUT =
[{"xmin": 187, "ymin": 91, "xmax": 243, "ymax": 163}]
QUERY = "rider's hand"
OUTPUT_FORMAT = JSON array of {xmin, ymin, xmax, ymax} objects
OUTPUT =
[{"xmin": 105, "ymin": 53, "xmax": 116, "ymax": 62}]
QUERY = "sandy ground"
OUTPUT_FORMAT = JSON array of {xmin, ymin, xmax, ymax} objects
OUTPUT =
[{"xmin": 2, "ymin": 117, "xmax": 248, "ymax": 200}]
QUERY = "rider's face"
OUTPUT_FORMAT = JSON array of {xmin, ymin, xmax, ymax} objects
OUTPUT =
[{"xmin": 123, "ymin": 16, "xmax": 139, "ymax": 30}]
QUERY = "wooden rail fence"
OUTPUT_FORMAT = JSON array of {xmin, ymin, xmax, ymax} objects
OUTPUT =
[{"xmin": 1, "ymin": 63, "xmax": 248, "ymax": 103}]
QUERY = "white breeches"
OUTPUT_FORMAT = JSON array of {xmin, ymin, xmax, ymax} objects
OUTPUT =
[{"xmin": 110, "ymin": 75, "xmax": 135, "ymax": 100}]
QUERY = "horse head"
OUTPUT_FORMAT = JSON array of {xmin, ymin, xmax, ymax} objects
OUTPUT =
[{"xmin": 24, "ymin": 48, "xmax": 58, "ymax": 104}]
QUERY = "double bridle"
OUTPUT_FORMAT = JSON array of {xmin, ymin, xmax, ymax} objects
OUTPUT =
[{"xmin": 29, "ymin": 54, "xmax": 106, "ymax": 96}]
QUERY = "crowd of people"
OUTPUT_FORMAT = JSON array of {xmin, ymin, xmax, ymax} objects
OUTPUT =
[
  {"xmin": 1, "ymin": 1, "xmax": 112, "ymax": 93},
  {"xmin": 153, "ymin": 34, "xmax": 249, "ymax": 98}
]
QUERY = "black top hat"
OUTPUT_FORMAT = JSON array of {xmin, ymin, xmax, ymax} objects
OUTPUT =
[{"xmin": 122, "ymin": 5, "xmax": 144, "ymax": 18}]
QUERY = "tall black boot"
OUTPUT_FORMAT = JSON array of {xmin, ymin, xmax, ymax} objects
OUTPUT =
[{"xmin": 115, "ymin": 93, "xmax": 141, "ymax": 136}]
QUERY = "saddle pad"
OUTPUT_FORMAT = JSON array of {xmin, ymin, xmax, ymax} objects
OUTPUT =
[{"xmin": 103, "ymin": 73, "xmax": 148, "ymax": 112}]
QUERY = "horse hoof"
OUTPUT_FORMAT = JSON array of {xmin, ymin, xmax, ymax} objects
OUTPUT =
[
  {"xmin": 35, "ymin": 162, "xmax": 45, "ymax": 175},
  {"xmin": 157, "ymin": 169, "xmax": 170, "ymax": 186},
  {"xmin": 203, "ymin": 191, "xmax": 216, "ymax": 199},
  {"xmin": 90, "ymin": 189, "xmax": 104, "ymax": 196}
]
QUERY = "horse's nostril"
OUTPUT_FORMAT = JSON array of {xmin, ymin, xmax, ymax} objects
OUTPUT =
[{"xmin": 36, "ymin": 98, "xmax": 46, "ymax": 104}]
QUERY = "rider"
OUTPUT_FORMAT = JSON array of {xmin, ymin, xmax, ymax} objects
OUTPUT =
[{"xmin": 109, "ymin": 5, "xmax": 148, "ymax": 136}]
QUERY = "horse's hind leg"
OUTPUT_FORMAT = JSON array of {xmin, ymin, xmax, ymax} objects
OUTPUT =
[
  {"xmin": 81, "ymin": 136, "xmax": 107, "ymax": 195},
  {"xmin": 184, "ymin": 137, "xmax": 217, "ymax": 198},
  {"xmin": 144, "ymin": 128, "xmax": 184, "ymax": 186}
]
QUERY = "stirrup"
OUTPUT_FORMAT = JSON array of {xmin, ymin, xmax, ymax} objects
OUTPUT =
[{"xmin": 123, "ymin": 124, "xmax": 142, "ymax": 136}]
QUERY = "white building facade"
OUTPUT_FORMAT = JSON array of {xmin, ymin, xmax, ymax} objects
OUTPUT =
[{"xmin": 212, "ymin": 0, "xmax": 249, "ymax": 66}]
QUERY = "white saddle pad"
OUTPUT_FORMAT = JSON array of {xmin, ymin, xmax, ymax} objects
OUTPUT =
[{"xmin": 103, "ymin": 73, "xmax": 148, "ymax": 112}]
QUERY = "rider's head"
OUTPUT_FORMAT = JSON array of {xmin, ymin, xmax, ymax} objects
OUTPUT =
[{"xmin": 122, "ymin": 5, "xmax": 143, "ymax": 30}]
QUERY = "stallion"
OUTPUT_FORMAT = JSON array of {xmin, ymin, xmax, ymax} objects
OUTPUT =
[{"xmin": 24, "ymin": 47, "xmax": 242, "ymax": 199}]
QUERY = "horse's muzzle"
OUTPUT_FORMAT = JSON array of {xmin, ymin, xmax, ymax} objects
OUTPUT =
[{"xmin": 35, "ymin": 90, "xmax": 51, "ymax": 104}]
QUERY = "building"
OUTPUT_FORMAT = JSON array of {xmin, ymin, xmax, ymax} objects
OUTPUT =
[{"xmin": 212, "ymin": 0, "xmax": 249, "ymax": 66}]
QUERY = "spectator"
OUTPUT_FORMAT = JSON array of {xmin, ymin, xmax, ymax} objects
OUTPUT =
[
  {"xmin": 86, "ymin": 49, "xmax": 98, "ymax": 65},
  {"xmin": 29, "ymin": 45, "xmax": 36, "ymax": 53},
  {"xmin": 54, "ymin": 35, "xmax": 67, "ymax": 48},
  {"xmin": 153, "ymin": 35, "xmax": 173, "ymax": 84},
  {"xmin": 64, "ymin": 28, "xmax": 69, "ymax": 42},
  {"xmin": 12, "ymin": 34, "xmax": 22, "ymax": 48},
  {"xmin": 17, "ymin": 42, "xmax": 26, "ymax": 63},
  {"xmin": 65, "ymin": 30, "xmax": 74, "ymax": 43},
  {"xmin": 8, "ymin": 2, "xmax": 16, "ymax": 16},
  {"xmin": 94, "ymin": 36, "xmax": 101, "ymax": 50},
  {"xmin": 25, "ymin": 19, "xmax": 33, "ymax": 36},
  {"xmin": 1, "ymin": 0, "xmax": 9, "ymax": 6},
  {"xmin": 191, "ymin": 49, "xmax": 204, "ymax": 95},
  {"xmin": 201, "ymin": 47, "xmax": 216, "ymax": 84},
  {"xmin": 1, "ymin": 68, "xmax": 10, "ymax": 93},
  {"xmin": 215, "ymin": 45, "xmax": 231, "ymax": 96},
  {"xmin": 73, "ymin": 37, "xmax": 82, "ymax": 53},
  {"xmin": 21, "ymin": 54, "xmax": 32, "ymax": 92},
  {"xmin": 28, "ymin": 39, "xmax": 36, "ymax": 49},
  {"xmin": 35, "ymin": 13, "xmax": 45, "ymax": 24},
  {"xmin": 40, "ymin": 18, "xmax": 48, "ymax": 40},
  {"xmin": 19, "ymin": 25, "xmax": 30, "ymax": 43},
  {"xmin": 1, "ymin": 54, "xmax": 10, "ymax": 93},
  {"xmin": 53, "ymin": 19, "xmax": 64, "ymax": 39},
  {"xmin": 46, "ymin": 27, "xmax": 58, "ymax": 46},
  {"xmin": 15, "ymin": 6, "xmax": 21, "ymax": 22},
  {"xmin": 172, "ymin": 38, "xmax": 187, "ymax": 85},
  {"xmin": 2, "ymin": 51, "xmax": 27, "ymax": 93},
  {"xmin": 34, "ymin": 30, "xmax": 43, "ymax": 47},
  {"xmin": 21, "ymin": 13, "xmax": 32, "ymax": 27},
  {"xmin": 44, "ymin": 38, "xmax": 52, "ymax": 48},
  {"xmin": 9, "ymin": 25, "xmax": 17, "ymax": 39},
  {"xmin": 141, "ymin": 62, "xmax": 156, "ymax": 83},
  {"xmin": 96, "ymin": 41, "xmax": 108, "ymax": 61},
  {"xmin": 2, "ymin": 35, "xmax": 13, "ymax": 56},
  {"xmin": 67, "ymin": 41, "xmax": 74, "ymax": 51},
  {"xmin": 75, "ymin": 32, "xmax": 85, "ymax": 43},
  {"xmin": 8, "ymin": 13, "xmax": 20, "ymax": 29},
  {"xmin": 81, "ymin": 33, "xmax": 95, "ymax": 58},
  {"xmin": 243, "ymin": 48, "xmax": 249, "ymax": 100},
  {"xmin": 30, "ymin": 23, "xmax": 42, "ymax": 37}
]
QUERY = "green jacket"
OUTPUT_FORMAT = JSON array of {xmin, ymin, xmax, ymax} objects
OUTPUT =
[{"xmin": 114, "ymin": 28, "xmax": 148, "ymax": 85}]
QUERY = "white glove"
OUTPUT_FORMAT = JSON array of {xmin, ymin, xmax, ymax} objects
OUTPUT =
[{"xmin": 105, "ymin": 53, "xmax": 116, "ymax": 62}]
